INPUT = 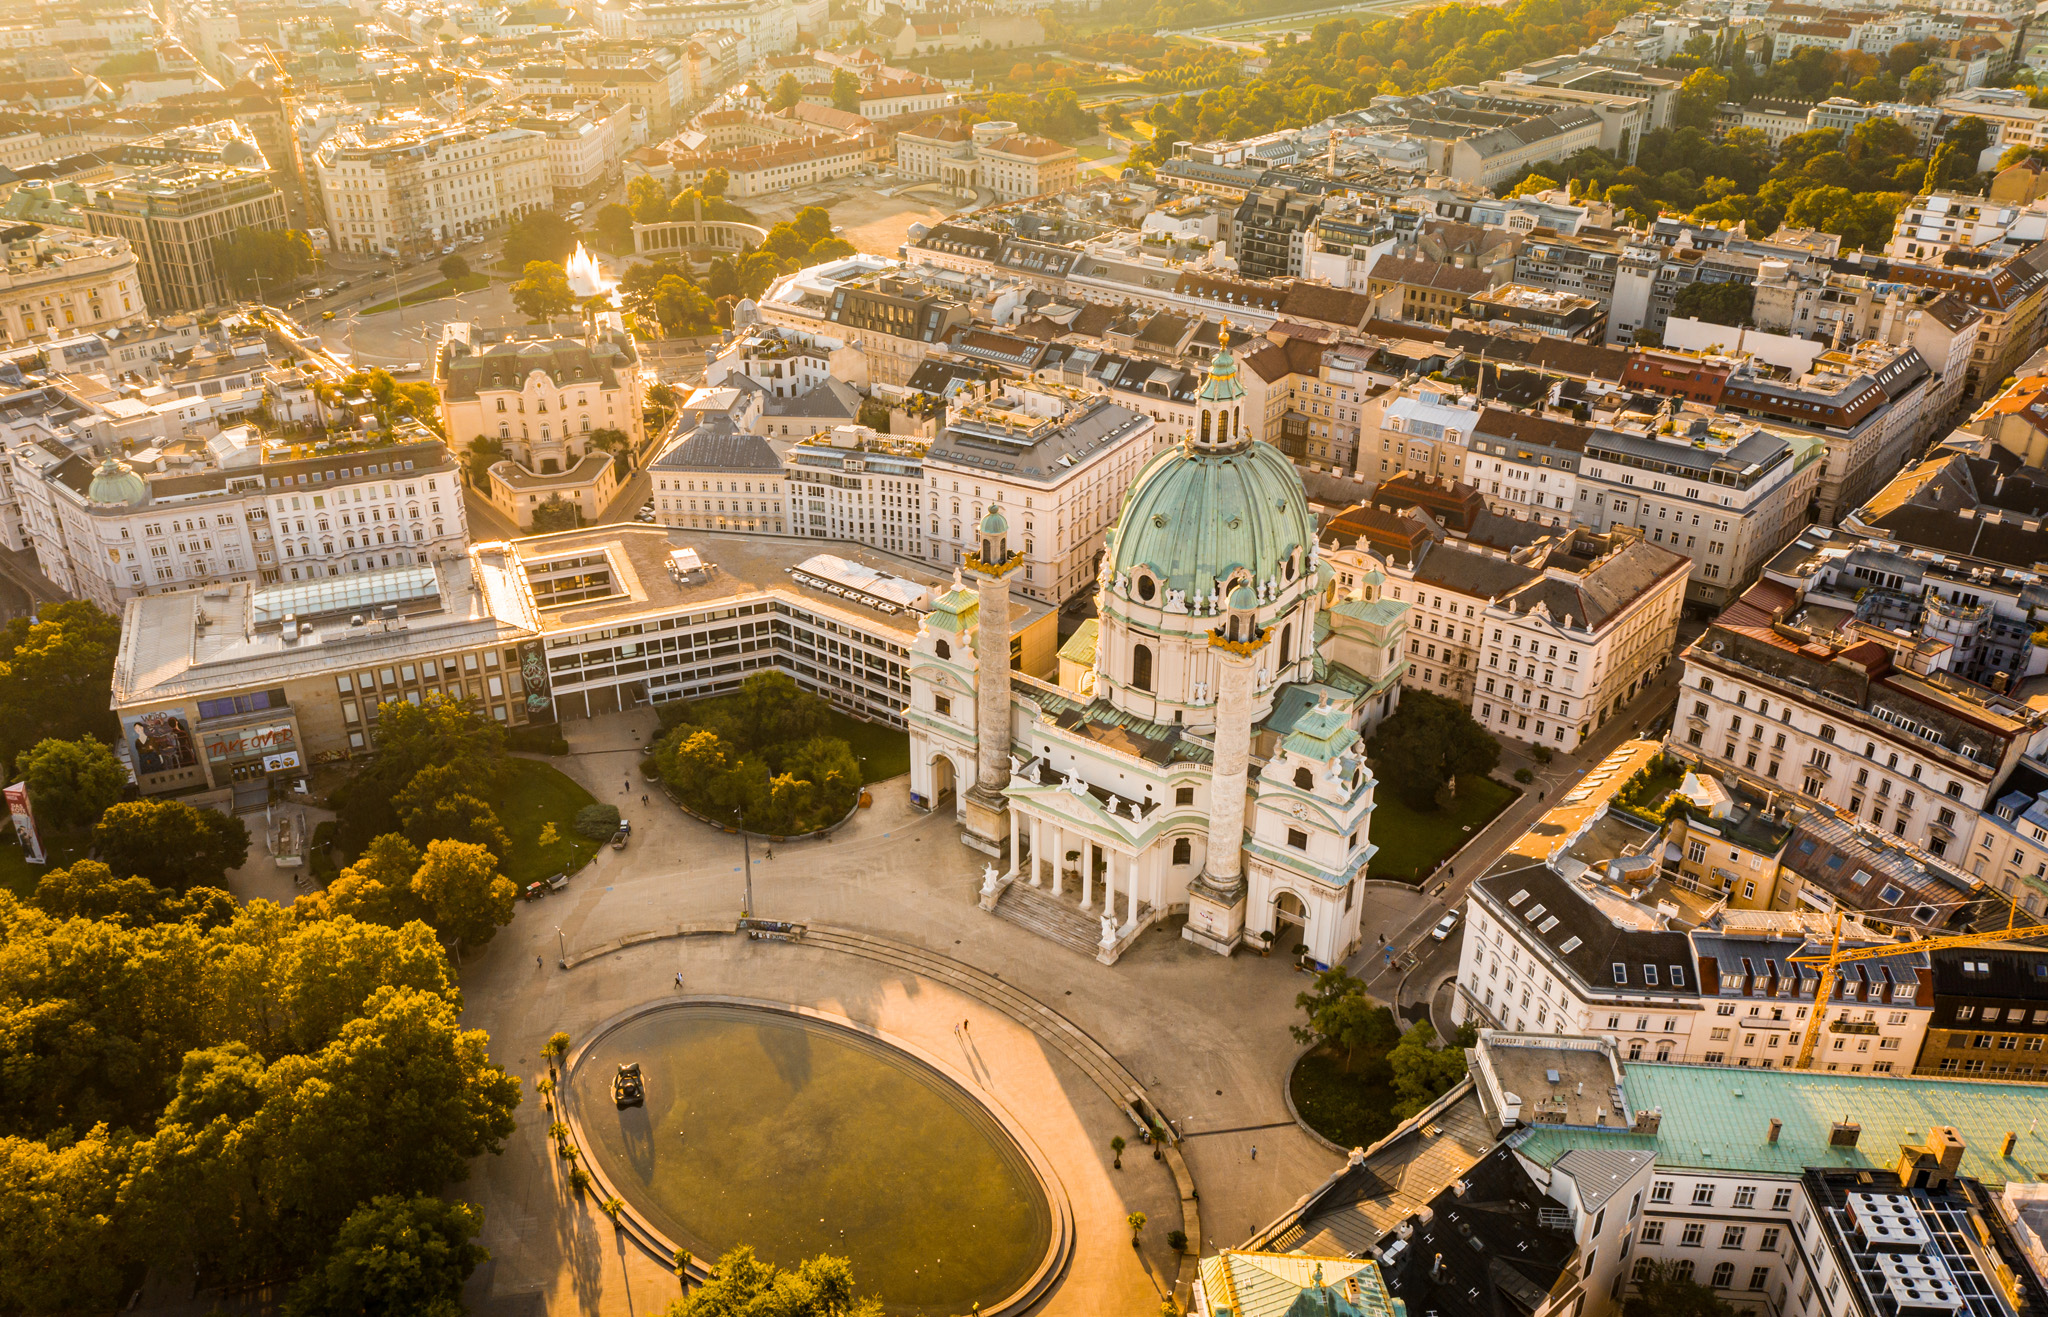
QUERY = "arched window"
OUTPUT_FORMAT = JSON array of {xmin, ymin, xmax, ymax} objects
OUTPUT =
[
  {"xmin": 1281, "ymin": 623, "xmax": 1293, "ymax": 661},
  {"xmin": 936, "ymin": 638, "xmax": 950, "ymax": 660},
  {"xmin": 1172, "ymin": 837, "xmax": 1191, "ymax": 865},
  {"xmin": 1200, "ymin": 411, "xmax": 1211, "ymax": 443},
  {"xmin": 1132, "ymin": 643, "xmax": 1153, "ymax": 692},
  {"xmin": 1294, "ymin": 766, "xmax": 1313, "ymax": 790}
]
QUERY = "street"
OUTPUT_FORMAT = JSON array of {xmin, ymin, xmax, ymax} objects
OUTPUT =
[{"xmin": 1349, "ymin": 654, "xmax": 1689, "ymax": 1033}]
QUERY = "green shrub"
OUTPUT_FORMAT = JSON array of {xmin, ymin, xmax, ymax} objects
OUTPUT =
[
  {"xmin": 507, "ymin": 724, "xmax": 570, "ymax": 755},
  {"xmin": 1532, "ymin": 745, "xmax": 1554, "ymax": 764},
  {"xmin": 639, "ymin": 754, "xmax": 660, "ymax": 779},
  {"xmin": 1514, "ymin": 767, "xmax": 1534, "ymax": 784},
  {"xmin": 573, "ymin": 803, "xmax": 622, "ymax": 840}
]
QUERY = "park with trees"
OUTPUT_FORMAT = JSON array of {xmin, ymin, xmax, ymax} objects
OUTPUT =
[
  {"xmin": 1287, "ymin": 967, "xmax": 1477, "ymax": 1148},
  {"xmin": 654, "ymin": 672, "xmax": 888, "ymax": 836},
  {"xmin": 1362, "ymin": 690, "xmax": 1514, "ymax": 883}
]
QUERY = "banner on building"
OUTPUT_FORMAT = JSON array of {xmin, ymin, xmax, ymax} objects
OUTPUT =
[
  {"xmin": 202, "ymin": 723, "xmax": 297, "ymax": 762},
  {"xmin": 6, "ymin": 781, "xmax": 45, "ymax": 865}
]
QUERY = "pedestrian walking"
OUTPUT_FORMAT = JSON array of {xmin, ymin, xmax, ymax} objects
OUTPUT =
[
  {"xmin": 675, "ymin": 971, "xmax": 684, "ymax": 988},
  {"xmin": 642, "ymin": 794, "xmax": 649, "ymax": 805},
  {"xmin": 536, "ymin": 955, "xmax": 543, "ymax": 969},
  {"xmin": 1250, "ymin": 1145, "xmax": 1258, "ymax": 1161}
]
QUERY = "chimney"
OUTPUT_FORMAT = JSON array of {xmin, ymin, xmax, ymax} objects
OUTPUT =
[
  {"xmin": 1633, "ymin": 1108, "xmax": 1662, "ymax": 1135},
  {"xmin": 2004, "ymin": 1131, "xmax": 2018, "ymax": 1157},
  {"xmin": 1830, "ymin": 1119, "xmax": 1862, "ymax": 1148},
  {"xmin": 1769, "ymin": 1118, "xmax": 1782, "ymax": 1144}
]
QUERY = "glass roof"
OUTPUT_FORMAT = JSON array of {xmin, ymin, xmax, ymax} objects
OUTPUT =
[{"xmin": 252, "ymin": 565, "xmax": 441, "ymax": 626}]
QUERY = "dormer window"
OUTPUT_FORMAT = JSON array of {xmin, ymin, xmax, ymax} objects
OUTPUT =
[
  {"xmin": 1643, "ymin": 965, "xmax": 1658, "ymax": 985},
  {"xmin": 1613, "ymin": 963, "xmax": 1628, "ymax": 985}
]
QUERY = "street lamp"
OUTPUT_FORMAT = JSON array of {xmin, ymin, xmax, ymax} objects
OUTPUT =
[{"xmin": 733, "ymin": 805, "xmax": 752, "ymax": 920}]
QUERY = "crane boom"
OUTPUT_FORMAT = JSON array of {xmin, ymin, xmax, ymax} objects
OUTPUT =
[{"xmin": 1789, "ymin": 906, "xmax": 2048, "ymax": 1070}]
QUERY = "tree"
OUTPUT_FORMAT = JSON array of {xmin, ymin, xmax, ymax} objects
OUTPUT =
[
  {"xmin": 0, "ymin": 601, "xmax": 122, "ymax": 770},
  {"xmin": 462, "ymin": 435, "xmax": 504, "ymax": 488},
  {"xmin": 1902, "ymin": 62, "xmax": 1948, "ymax": 105},
  {"xmin": 298, "ymin": 833, "xmax": 428, "ymax": 929},
  {"xmin": 1387, "ymin": 1020, "xmax": 1476, "ymax": 1119},
  {"xmin": 793, "ymin": 206, "xmax": 834, "ymax": 245},
  {"xmin": 669, "ymin": 1246, "xmax": 882, "ymax": 1317},
  {"xmin": 651, "ymin": 276, "xmax": 712, "ymax": 335},
  {"xmin": 574, "ymin": 802, "xmax": 622, "ymax": 840},
  {"xmin": 1675, "ymin": 68, "xmax": 1728, "ymax": 130},
  {"xmin": 593, "ymin": 202, "xmax": 637, "ymax": 253},
  {"xmin": 1364, "ymin": 690, "xmax": 1502, "ymax": 810},
  {"xmin": 438, "ymin": 253, "xmax": 470, "ymax": 282},
  {"xmin": 216, "ymin": 227, "xmax": 318, "ymax": 299},
  {"xmin": 831, "ymin": 69, "xmax": 861, "ymax": 113},
  {"xmin": 1290, "ymin": 967, "xmax": 1400, "ymax": 1074},
  {"xmin": 395, "ymin": 763, "xmax": 510, "ymax": 863},
  {"xmin": 628, "ymin": 175, "xmax": 672, "ymax": 224},
  {"xmin": 408, "ymin": 839, "xmax": 516, "ymax": 948},
  {"xmin": 15, "ymin": 736, "xmax": 127, "ymax": 832},
  {"xmin": 34, "ymin": 860, "xmax": 233, "ymax": 929},
  {"xmin": 770, "ymin": 72, "xmax": 802, "ymax": 110},
  {"xmin": 0, "ymin": 1128, "xmax": 130, "ymax": 1313},
  {"xmin": 92, "ymin": 799, "xmax": 250, "ymax": 889},
  {"xmin": 530, "ymin": 496, "xmax": 579, "ymax": 533},
  {"xmin": 1625, "ymin": 1261, "xmax": 1738, "ymax": 1317},
  {"xmin": 329, "ymin": 695, "xmax": 507, "ymax": 857},
  {"xmin": 1670, "ymin": 280, "xmax": 1756, "ymax": 327},
  {"xmin": 503, "ymin": 211, "xmax": 579, "ymax": 269},
  {"xmin": 702, "ymin": 167, "xmax": 730, "ymax": 197},
  {"xmin": 287, "ymin": 1194, "xmax": 488, "ymax": 1317},
  {"xmin": 512, "ymin": 260, "xmax": 575, "ymax": 322}
]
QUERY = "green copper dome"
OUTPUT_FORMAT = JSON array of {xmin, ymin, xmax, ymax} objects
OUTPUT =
[
  {"xmin": 1108, "ymin": 437, "xmax": 1315, "ymax": 599},
  {"xmin": 87, "ymin": 456, "xmax": 147, "ymax": 508},
  {"xmin": 979, "ymin": 507, "xmax": 1007, "ymax": 536}
]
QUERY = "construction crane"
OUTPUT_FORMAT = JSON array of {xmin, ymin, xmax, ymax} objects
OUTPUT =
[{"xmin": 1791, "ymin": 903, "xmax": 2048, "ymax": 1070}]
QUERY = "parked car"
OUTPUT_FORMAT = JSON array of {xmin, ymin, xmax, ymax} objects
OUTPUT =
[
  {"xmin": 1431, "ymin": 911, "xmax": 1460, "ymax": 941},
  {"xmin": 611, "ymin": 828, "xmax": 629, "ymax": 851},
  {"xmin": 331, "ymin": 279, "xmax": 351, "ymax": 291},
  {"xmin": 617, "ymin": 818, "xmax": 631, "ymax": 836}
]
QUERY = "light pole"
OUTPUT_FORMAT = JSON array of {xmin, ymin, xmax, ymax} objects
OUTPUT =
[{"xmin": 555, "ymin": 925, "xmax": 566, "ymax": 968}]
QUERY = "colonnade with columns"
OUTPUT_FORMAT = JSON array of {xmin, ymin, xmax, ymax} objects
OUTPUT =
[{"xmin": 1004, "ymin": 806, "xmax": 1169, "ymax": 937}]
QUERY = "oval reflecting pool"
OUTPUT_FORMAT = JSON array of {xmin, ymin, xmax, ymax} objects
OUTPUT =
[{"xmin": 572, "ymin": 1003, "xmax": 1054, "ymax": 1315}]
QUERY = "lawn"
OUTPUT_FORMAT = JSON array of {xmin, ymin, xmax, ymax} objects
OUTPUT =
[
  {"xmin": 499, "ymin": 757, "xmax": 602, "ymax": 885},
  {"xmin": 359, "ymin": 271, "xmax": 490, "ymax": 314},
  {"xmin": 1076, "ymin": 142, "xmax": 1113, "ymax": 161},
  {"xmin": 1290, "ymin": 1046, "xmax": 1399, "ymax": 1149},
  {"xmin": 1366, "ymin": 773, "xmax": 1518, "ymax": 884},
  {"xmin": 0, "ymin": 831, "xmax": 87, "ymax": 900},
  {"xmin": 830, "ymin": 710, "xmax": 910, "ymax": 783}
]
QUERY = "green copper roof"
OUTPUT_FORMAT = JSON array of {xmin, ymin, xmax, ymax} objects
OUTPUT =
[
  {"xmin": 1198, "ymin": 344, "xmax": 1246, "ymax": 404},
  {"xmin": 1511, "ymin": 1061, "xmax": 2048, "ymax": 1188},
  {"xmin": 1109, "ymin": 438, "xmax": 1315, "ymax": 597},
  {"xmin": 1058, "ymin": 617, "xmax": 1098, "ymax": 666}
]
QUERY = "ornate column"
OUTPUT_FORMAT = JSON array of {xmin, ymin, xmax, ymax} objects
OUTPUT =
[
  {"xmin": 1051, "ymin": 822, "xmax": 1065, "ymax": 897},
  {"xmin": 1185, "ymin": 585, "xmax": 1267, "ymax": 956},
  {"xmin": 1006, "ymin": 808, "xmax": 1020, "ymax": 879},
  {"xmin": 1118, "ymin": 850, "xmax": 1139, "ymax": 936},
  {"xmin": 1081, "ymin": 841, "xmax": 1095, "ymax": 910},
  {"xmin": 1029, "ymin": 815, "xmax": 1044, "ymax": 887},
  {"xmin": 960, "ymin": 508, "xmax": 1021, "ymax": 858}
]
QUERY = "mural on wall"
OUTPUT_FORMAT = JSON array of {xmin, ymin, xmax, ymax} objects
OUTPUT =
[
  {"xmin": 522, "ymin": 641, "xmax": 554, "ymax": 718},
  {"xmin": 124, "ymin": 711, "xmax": 199, "ymax": 775}
]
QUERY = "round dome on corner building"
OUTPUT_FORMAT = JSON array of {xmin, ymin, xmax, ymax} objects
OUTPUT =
[
  {"xmin": 1109, "ymin": 438, "xmax": 1314, "ymax": 598},
  {"xmin": 979, "ymin": 506, "xmax": 1008, "ymax": 536},
  {"xmin": 87, "ymin": 456, "xmax": 147, "ymax": 508}
]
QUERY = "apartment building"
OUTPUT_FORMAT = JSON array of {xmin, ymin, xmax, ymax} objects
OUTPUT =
[
  {"xmin": 1874, "ymin": 244, "xmax": 2048, "ymax": 402},
  {"xmin": 79, "ymin": 163, "xmax": 286, "ymax": 314},
  {"xmin": 0, "ymin": 226, "xmax": 146, "ymax": 344},
  {"xmin": 646, "ymin": 420, "xmax": 789, "ymax": 535},
  {"xmin": 1366, "ymin": 256, "xmax": 1496, "ymax": 328},
  {"xmin": 517, "ymin": 46, "xmax": 692, "ymax": 131},
  {"xmin": 9, "ymin": 432, "xmax": 467, "ymax": 615},
  {"xmin": 313, "ymin": 120, "xmax": 549, "ymax": 257},
  {"xmin": 783, "ymin": 427, "xmax": 925, "ymax": 556},
  {"xmin": 1473, "ymin": 526, "xmax": 1690, "ymax": 752},
  {"xmin": 1232, "ymin": 184, "xmax": 1321, "ymax": 282},
  {"xmin": 670, "ymin": 133, "xmax": 869, "ymax": 199},
  {"xmin": 597, "ymin": 0, "xmax": 799, "ymax": 57},
  {"xmin": 514, "ymin": 95, "xmax": 638, "ymax": 206},
  {"xmin": 703, "ymin": 325, "xmax": 868, "ymax": 396},
  {"xmin": 1572, "ymin": 416, "xmax": 1824, "ymax": 612},
  {"xmin": 1240, "ymin": 336, "xmax": 1390, "ymax": 476},
  {"xmin": 433, "ymin": 320, "xmax": 646, "ymax": 481},
  {"xmin": 1370, "ymin": 385, "xmax": 1479, "ymax": 481},
  {"xmin": 922, "ymin": 385, "xmax": 1158, "ymax": 604},
  {"xmin": 1886, "ymin": 190, "xmax": 2048, "ymax": 263},
  {"xmin": 1969, "ymin": 756, "xmax": 2048, "ymax": 915},
  {"xmin": 1916, "ymin": 946, "xmax": 2048, "ymax": 1078},
  {"xmin": 811, "ymin": 265, "xmax": 972, "ymax": 388},
  {"xmin": 1462, "ymin": 407, "xmax": 1592, "ymax": 527},
  {"xmin": 1670, "ymin": 577, "xmax": 2048, "ymax": 866},
  {"xmin": 1330, "ymin": 535, "xmax": 1534, "ymax": 702}
]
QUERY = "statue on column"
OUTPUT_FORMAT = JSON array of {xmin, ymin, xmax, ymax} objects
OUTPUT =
[
  {"xmin": 1099, "ymin": 911, "xmax": 1118, "ymax": 948},
  {"xmin": 980, "ymin": 862, "xmax": 1000, "ymax": 898}
]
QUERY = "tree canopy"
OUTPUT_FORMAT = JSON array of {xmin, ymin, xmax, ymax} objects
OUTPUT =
[
  {"xmin": 92, "ymin": 799, "xmax": 250, "ymax": 890},
  {"xmin": 1364, "ymin": 690, "xmax": 1501, "ymax": 810},
  {"xmin": 0, "ymin": 892, "xmax": 517, "ymax": 1305},
  {"xmin": 15, "ymin": 735, "xmax": 127, "ymax": 833},
  {"xmin": 512, "ymin": 260, "xmax": 575, "ymax": 322},
  {"xmin": 285, "ymin": 1194, "xmax": 487, "ymax": 1317},
  {"xmin": 1291, "ymin": 967, "xmax": 1400, "ymax": 1075},
  {"xmin": 217, "ymin": 227, "xmax": 318, "ymax": 299},
  {"xmin": 0, "ymin": 600, "xmax": 121, "ymax": 771},
  {"xmin": 656, "ymin": 673, "xmax": 863, "ymax": 833},
  {"xmin": 667, "ymin": 1246, "xmax": 882, "ymax": 1317},
  {"xmin": 502, "ymin": 211, "xmax": 579, "ymax": 270}
]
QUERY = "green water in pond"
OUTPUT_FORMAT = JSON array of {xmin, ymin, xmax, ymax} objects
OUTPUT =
[{"xmin": 574, "ymin": 1004, "xmax": 1053, "ymax": 1315}]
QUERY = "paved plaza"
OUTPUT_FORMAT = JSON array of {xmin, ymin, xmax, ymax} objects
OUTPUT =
[{"xmin": 452, "ymin": 709, "xmax": 1441, "ymax": 1316}]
